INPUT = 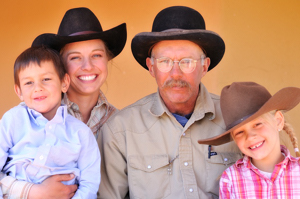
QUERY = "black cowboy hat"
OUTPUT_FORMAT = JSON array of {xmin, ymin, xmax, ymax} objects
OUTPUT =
[
  {"xmin": 198, "ymin": 82, "xmax": 300, "ymax": 146},
  {"xmin": 131, "ymin": 6, "xmax": 225, "ymax": 71},
  {"xmin": 32, "ymin": 7, "xmax": 127, "ymax": 58}
]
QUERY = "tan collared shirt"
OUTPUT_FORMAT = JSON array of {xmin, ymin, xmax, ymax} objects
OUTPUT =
[
  {"xmin": 98, "ymin": 84, "xmax": 243, "ymax": 199},
  {"xmin": 1, "ymin": 90, "xmax": 117, "ymax": 199}
]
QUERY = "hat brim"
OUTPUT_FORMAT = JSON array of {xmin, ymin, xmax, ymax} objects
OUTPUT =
[
  {"xmin": 131, "ymin": 29, "xmax": 225, "ymax": 71},
  {"xmin": 32, "ymin": 23, "xmax": 127, "ymax": 58},
  {"xmin": 198, "ymin": 87, "xmax": 300, "ymax": 146}
]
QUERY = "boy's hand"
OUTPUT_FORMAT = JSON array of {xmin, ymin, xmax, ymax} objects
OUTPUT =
[{"xmin": 28, "ymin": 174, "xmax": 78, "ymax": 199}]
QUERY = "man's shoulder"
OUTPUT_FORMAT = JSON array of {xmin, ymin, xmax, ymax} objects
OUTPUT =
[
  {"xmin": 209, "ymin": 92, "xmax": 221, "ymax": 110},
  {"xmin": 124, "ymin": 92, "xmax": 157, "ymax": 109},
  {"xmin": 103, "ymin": 93, "xmax": 157, "ymax": 131},
  {"xmin": 209, "ymin": 92, "xmax": 220, "ymax": 101},
  {"xmin": 112, "ymin": 93, "xmax": 156, "ymax": 118}
]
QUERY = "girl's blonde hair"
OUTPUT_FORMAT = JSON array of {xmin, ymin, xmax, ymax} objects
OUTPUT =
[
  {"xmin": 282, "ymin": 121, "xmax": 300, "ymax": 157},
  {"xmin": 259, "ymin": 110, "xmax": 299, "ymax": 157}
]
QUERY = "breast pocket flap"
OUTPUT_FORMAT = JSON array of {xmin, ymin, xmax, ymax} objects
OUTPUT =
[
  {"xmin": 206, "ymin": 152, "xmax": 242, "ymax": 165},
  {"xmin": 129, "ymin": 154, "xmax": 169, "ymax": 173}
]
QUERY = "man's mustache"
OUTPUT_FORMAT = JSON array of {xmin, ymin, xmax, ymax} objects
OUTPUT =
[{"xmin": 163, "ymin": 79, "xmax": 190, "ymax": 88}]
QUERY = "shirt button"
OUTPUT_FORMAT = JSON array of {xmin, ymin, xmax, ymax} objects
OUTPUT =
[
  {"xmin": 184, "ymin": 162, "xmax": 188, "ymax": 166},
  {"xmin": 49, "ymin": 125, "xmax": 52, "ymax": 129},
  {"xmin": 147, "ymin": 165, "xmax": 152, "ymax": 169},
  {"xmin": 39, "ymin": 155, "xmax": 44, "ymax": 160},
  {"xmin": 189, "ymin": 188, "xmax": 193, "ymax": 192},
  {"xmin": 224, "ymin": 158, "xmax": 228, "ymax": 162},
  {"xmin": 182, "ymin": 133, "xmax": 186, "ymax": 136}
]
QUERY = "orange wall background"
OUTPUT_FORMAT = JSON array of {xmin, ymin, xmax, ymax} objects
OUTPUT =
[{"xmin": 1, "ymin": 1, "xmax": 300, "ymax": 141}]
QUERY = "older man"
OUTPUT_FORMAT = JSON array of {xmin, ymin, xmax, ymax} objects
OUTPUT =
[{"xmin": 98, "ymin": 6, "xmax": 242, "ymax": 199}]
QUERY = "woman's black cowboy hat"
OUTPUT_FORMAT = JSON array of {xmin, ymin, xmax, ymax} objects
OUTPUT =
[
  {"xmin": 32, "ymin": 7, "xmax": 127, "ymax": 58},
  {"xmin": 131, "ymin": 6, "xmax": 225, "ymax": 71}
]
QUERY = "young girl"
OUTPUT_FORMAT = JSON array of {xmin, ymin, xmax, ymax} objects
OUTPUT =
[{"xmin": 198, "ymin": 81, "xmax": 300, "ymax": 198}]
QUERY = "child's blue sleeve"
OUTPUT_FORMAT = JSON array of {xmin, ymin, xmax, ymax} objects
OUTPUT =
[
  {"xmin": 0, "ymin": 112, "xmax": 14, "ymax": 198},
  {"xmin": 72, "ymin": 127, "xmax": 101, "ymax": 199}
]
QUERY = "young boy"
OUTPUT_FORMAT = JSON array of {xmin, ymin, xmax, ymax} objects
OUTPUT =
[
  {"xmin": 198, "ymin": 82, "xmax": 300, "ymax": 198},
  {"xmin": 0, "ymin": 46, "xmax": 100, "ymax": 198}
]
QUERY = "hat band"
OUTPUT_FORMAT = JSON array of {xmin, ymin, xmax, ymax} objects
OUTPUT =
[
  {"xmin": 226, "ymin": 113, "xmax": 253, "ymax": 131},
  {"xmin": 161, "ymin": 28, "xmax": 185, "ymax": 32},
  {"xmin": 69, "ymin": 31, "xmax": 98, "ymax": 36}
]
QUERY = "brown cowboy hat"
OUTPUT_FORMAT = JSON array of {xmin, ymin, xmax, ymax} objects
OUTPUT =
[
  {"xmin": 131, "ymin": 6, "xmax": 225, "ymax": 71},
  {"xmin": 32, "ymin": 7, "xmax": 127, "ymax": 58},
  {"xmin": 198, "ymin": 82, "xmax": 300, "ymax": 146}
]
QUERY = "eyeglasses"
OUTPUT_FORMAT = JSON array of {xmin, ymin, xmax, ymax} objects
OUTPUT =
[{"xmin": 151, "ymin": 55, "xmax": 206, "ymax": 73}]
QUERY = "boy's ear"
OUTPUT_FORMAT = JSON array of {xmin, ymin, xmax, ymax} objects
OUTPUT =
[
  {"xmin": 61, "ymin": 74, "xmax": 70, "ymax": 93},
  {"xmin": 275, "ymin": 111, "xmax": 285, "ymax": 130},
  {"xmin": 14, "ymin": 84, "xmax": 23, "ymax": 101}
]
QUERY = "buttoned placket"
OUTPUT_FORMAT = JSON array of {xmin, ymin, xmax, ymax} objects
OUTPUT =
[
  {"xmin": 26, "ymin": 122, "xmax": 56, "ymax": 177},
  {"xmin": 37, "ymin": 123, "xmax": 56, "ymax": 163},
  {"xmin": 179, "ymin": 128, "xmax": 199, "ymax": 198},
  {"xmin": 250, "ymin": 163, "xmax": 287, "ymax": 199}
]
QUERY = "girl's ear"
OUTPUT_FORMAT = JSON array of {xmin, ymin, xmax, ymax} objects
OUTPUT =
[
  {"xmin": 14, "ymin": 84, "xmax": 23, "ymax": 101},
  {"xmin": 274, "ymin": 111, "xmax": 285, "ymax": 130},
  {"xmin": 61, "ymin": 74, "xmax": 70, "ymax": 93}
]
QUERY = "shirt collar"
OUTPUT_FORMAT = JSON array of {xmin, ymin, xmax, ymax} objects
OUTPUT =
[
  {"xmin": 149, "ymin": 83, "xmax": 216, "ymax": 121},
  {"xmin": 62, "ymin": 90, "xmax": 110, "ymax": 113},
  {"xmin": 236, "ymin": 145, "xmax": 297, "ymax": 169},
  {"xmin": 25, "ymin": 102, "xmax": 68, "ymax": 126}
]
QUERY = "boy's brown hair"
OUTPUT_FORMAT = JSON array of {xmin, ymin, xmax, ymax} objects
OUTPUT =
[{"xmin": 14, "ymin": 46, "xmax": 66, "ymax": 86}]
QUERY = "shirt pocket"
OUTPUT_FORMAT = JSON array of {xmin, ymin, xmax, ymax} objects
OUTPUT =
[
  {"xmin": 49, "ymin": 141, "xmax": 81, "ymax": 168},
  {"xmin": 205, "ymin": 152, "xmax": 242, "ymax": 195},
  {"xmin": 128, "ymin": 154, "xmax": 171, "ymax": 199}
]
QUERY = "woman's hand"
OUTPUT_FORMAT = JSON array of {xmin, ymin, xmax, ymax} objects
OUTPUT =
[{"xmin": 28, "ymin": 174, "xmax": 78, "ymax": 199}]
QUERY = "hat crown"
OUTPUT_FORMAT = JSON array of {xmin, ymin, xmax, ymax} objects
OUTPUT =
[
  {"xmin": 57, "ymin": 7, "xmax": 103, "ymax": 36},
  {"xmin": 221, "ymin": 82, "xmax": 272, "ymax": 130},
  {"xmin": 152, "ymin": 6, "xmax": 206, "ymax": 32}
]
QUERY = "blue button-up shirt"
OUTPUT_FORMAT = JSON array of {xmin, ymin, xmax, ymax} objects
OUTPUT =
[{"xmin": 0, "ymin": 103, "xmax": 100, "ymax": 198}]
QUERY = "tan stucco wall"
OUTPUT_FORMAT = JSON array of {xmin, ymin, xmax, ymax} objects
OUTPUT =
[{"xmin": 1, "ymin": 1, "xmax": 300, "ymax": 142}]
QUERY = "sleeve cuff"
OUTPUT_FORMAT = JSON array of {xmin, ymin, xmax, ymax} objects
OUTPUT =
[{"xmin": 0, "ymin": 176, "xmax": 34, "ymax": 199}]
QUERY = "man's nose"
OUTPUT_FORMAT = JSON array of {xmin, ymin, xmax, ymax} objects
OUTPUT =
[{"xmin": 169, "ymin": 61, "xmax": 183, "ymax": 77}]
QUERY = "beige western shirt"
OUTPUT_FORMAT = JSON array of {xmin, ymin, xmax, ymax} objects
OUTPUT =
[{"xmin": 98, "ymin": 84, "xmax": 243, "ymax": 199}]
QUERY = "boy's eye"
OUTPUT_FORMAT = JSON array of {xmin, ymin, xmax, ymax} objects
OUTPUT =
[
  {"xmin": 43, "ymin": 78, "xmax": 51, "ymax": 81},
  {"xmin": 24, "ymin": 81, "xmax": 33, "ymax": 85}
]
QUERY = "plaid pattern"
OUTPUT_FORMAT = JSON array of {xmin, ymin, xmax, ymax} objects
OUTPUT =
[
  {"xmin": 62, "ymin": 90, "xmax": 118, "ymax": 138},
  {"xmin": 1, "ymin": 90, "xmax": 117, "ymax": 198},
  {"xmin": 219, "ymin": 145, "xmax": 300, "ymax": 199}
]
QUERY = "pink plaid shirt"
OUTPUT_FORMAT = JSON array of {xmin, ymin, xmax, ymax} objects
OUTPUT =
[{"xmin": 219, "ymin": 145, "xmax": 300, "ymax": 199}]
